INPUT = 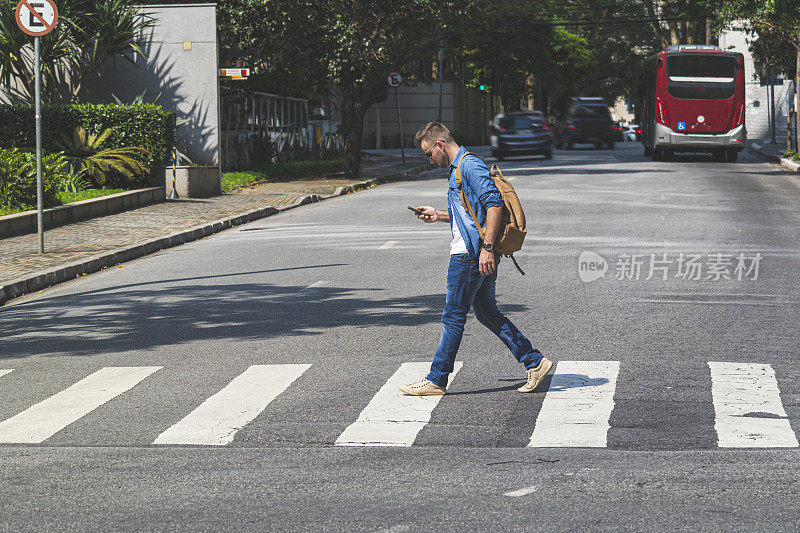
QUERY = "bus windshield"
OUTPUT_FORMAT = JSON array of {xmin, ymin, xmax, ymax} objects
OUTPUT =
[{"xmin": 666, "ymin": 54, "xmax": 736, "ymax": 99}]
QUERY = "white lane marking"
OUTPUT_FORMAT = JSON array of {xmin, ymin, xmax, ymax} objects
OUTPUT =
[
  {"xmin": 708, "ymin": 362, "xmax": 798, "ymax": 448},
  {"xmin": 507, "ymin": 176, "xmax": 517, "ymax": 181},
  {"xmin": 335, "ymin": 361, "xmax": 462, "ymax": 446},
  {"xmin": 0, "ymin": 367, "xmax": 161, "ymax": 443},
  {"xmin": 300, "ymin": 280, "xmax": 326, "ymax": 292},
  {"xmin": 0, "ymin": 370, "xmax": 13, "ymax": 378},
  {"xmin": 528, "ymin": 361, "xmax": 620, "ymax": 447},
  {"xmin": 153, "ymin": 364, "xmax": 311, "ymax": 446},
  {"xmin": 503, "ymin": 485, "xmax": 538, "ymax": 497},
  {"xmin": 378, "ymin": 241, "xmax": 398, "ymax": 249}
]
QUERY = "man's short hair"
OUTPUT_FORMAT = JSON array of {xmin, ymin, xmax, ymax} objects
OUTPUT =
[{"xmin": 414, "ymin": 122, "xmax": 453, "ymax": 148}]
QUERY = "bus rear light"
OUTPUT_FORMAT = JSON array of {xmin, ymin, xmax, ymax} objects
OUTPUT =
[
  {"xmin": 656, "ymin": 98, "xmax": 669, "ymax": 126},
  {"xmin": 568, "ymin": 124, "xmax": 576, "ymax": 130},
  {"xmin": 731, "ymin": 102, "xmax": 744, "ymax": 128}
]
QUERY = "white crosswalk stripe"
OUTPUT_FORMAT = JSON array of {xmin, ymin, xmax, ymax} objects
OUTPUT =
[
  {"xmin": 528, "ymin": 361, "xmax": 620, "ymax": 448},
  {"xmin": 0, "ymin": 361, "xmax": 797, "ymax": 449},
  {"xmin": 0, "ymin": 366, "xmax": 161, "ymax": 444},
  {"xmin": 153, "ymin": 364, "xmax": 311, "ymax": 446},
  {"xmin": 335, "ymin": 362, "xmax": 462, "ymax": 447},
  {"xmin": 708, "ymin": 362, "xmax": 799, "ymax": 448}
]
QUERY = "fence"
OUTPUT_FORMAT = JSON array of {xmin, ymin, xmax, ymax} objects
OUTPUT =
[{"xmin": 221, "ymin": 87, "xmax": 343, "ymax": 169}]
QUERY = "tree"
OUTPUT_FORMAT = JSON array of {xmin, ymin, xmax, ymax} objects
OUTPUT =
[
  {"xmin": 218, "ymin": 0, "xmax": 442, "ymax": 177},
  {"xmin": 715, "ymin": 0, "xmax": 800, "ymax": 150},
  {"xmin": 0, "ymin": 0, "xmax": 153, "ymax": 103}
]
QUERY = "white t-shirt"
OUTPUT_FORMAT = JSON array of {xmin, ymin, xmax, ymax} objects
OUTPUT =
[{"xmin": 449, "ymin": 201, "xmax": 471, "ymax": 255}]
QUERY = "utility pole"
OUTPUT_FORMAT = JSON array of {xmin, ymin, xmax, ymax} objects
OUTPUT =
[
  {"xmin": 768, "ymin": 59, "xmax": 777, "ymax": 145},
  {"xmin": 437, "ymin": 43, "xmax": 444, "ymax": 122}
]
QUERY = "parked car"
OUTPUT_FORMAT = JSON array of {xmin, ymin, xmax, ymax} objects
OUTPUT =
[
  {"xmin": 554, "ymin": 97, "xmax": 617, "ymax": 149},
  {"xmin": 624, "ymin": 124, "xmax": 641, "ymax": 142},
  {"xmin": 489, "ymin": 111, "xmax": 553, "ymax": 160}
]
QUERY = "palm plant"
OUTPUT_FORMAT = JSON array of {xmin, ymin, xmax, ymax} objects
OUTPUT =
[
  {"xmin": 0, "ymin": 0, "xmax": 154, "ymax": 103},
  {"xmin": 56, "ymin": 126, "xmax": 151, "ymax": 186}
]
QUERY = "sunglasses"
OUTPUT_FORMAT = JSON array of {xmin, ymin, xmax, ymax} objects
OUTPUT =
[{"xmin": 424, "ymin": 140, "xmax": 445, "ymax": 158}]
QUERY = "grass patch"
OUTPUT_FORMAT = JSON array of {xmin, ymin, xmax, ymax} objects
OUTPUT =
[
  {"xmin": 0, "ymin": 188, "xmax": 125, "ymax": 217},
  {"xmin": 0, "ymin": 205, "xmax": 27, "ymax": 216},
  {"xmin": 57, "ymin": 189, "xmax": 125, "ymax": 204},
  {"xmin": 222, "ymin": 158, "xmax": 346, "ymax": 193}
]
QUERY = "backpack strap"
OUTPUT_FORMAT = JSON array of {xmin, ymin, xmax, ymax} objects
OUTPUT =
[
  {"xmin": 453, "ymin": 151, "xmax": 486, "ymax": 240},
  {"xmin": 456, "ymin": 153, "xmax": 526, "ymax": 275}
]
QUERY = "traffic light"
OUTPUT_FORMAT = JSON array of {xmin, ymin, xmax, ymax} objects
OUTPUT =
[{"xmin": 479, "ymin": 84, "xmax": 486, "ymax": 91}]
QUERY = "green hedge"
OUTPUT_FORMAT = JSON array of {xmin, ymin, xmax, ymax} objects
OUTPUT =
[
  {"xmin": 0, "ymin": 149, "xmax": 67, "ymax": 210},
  {"xmin": 0, "ymin": 104, "xmax": 175, "ymax": 187}
]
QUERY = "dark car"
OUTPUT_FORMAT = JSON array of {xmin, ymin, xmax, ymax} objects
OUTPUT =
[
  {"xmin": 489, "ymin": 111, "xmax": 553, "ymax": 161},
  {"xmin": 554, "ymin": 97, "xmax": 617, "ymax": 149}
]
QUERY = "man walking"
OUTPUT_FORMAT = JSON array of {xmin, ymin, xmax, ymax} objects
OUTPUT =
[{"xmin": 399, "ymin": 121, "xmax": 553, "ymax": 396}]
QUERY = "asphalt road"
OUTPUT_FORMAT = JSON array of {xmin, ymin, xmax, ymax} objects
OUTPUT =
[{"xmin": 1, "ymin": 143, "xmax": 799, "ymax": 531}]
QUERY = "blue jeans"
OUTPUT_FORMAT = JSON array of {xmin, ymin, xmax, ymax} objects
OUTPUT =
[{"xmin": 426, "ymin": 253, "xmax": 544, "ymax": 388}]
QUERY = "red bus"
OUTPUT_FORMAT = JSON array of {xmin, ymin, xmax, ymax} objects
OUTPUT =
[{"xmin": 639, "ymin": 45, "xmax": 745, "ymax": 162}]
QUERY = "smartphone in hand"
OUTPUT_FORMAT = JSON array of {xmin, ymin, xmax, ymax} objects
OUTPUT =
[{"xmin": 407, "ymin": 206, "xmax": 423, "ymax": 216}]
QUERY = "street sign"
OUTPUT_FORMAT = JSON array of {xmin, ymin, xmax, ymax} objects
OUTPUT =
[
  {"xmin": 15, "ymin": 0, "xmax": 58, "ymax": 37},
  {"xmin": 219, "ymin": 68, "xmax": 250, "ymax": 78},
  {"xmin": 15, "ymin": 0, "xmax": 58, "ymax": 253},
  {"xmin": 386, "ymin": 71, "xmax": 403, "ymax": 88}
]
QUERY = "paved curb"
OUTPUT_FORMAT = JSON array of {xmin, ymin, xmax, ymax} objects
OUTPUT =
[
  {"xmin": 748, "ymin": 141, "xmax": 781, "ymax": 163},
  {"xmin": 779, "ymin": 157, "xmax": 800, "ymax": 172},
  {"xmin": 749, "ymin": 142, "xmax": 800, "ymax": 172},
  {"xmin": 0, "ymin": 162, "xmax": 434, "ymax": 306}
]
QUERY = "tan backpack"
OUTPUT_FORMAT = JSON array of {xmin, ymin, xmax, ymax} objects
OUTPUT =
[{"xmin": 454, "ymin": 152, "xmax": 527, "ymax": 274}]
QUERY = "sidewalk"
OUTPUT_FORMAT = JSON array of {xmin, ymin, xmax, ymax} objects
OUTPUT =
[
  {"xmin": 0, "ymin": 153, "xmax": 434, "ymax": 305},
  {"xmin": 749, "ymin": 139, "xmax": 785, "ymax": 162}
]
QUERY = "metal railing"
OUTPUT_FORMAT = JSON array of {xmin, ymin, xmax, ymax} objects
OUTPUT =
[
  {"xmin": 221, "ymin": 87, "xmax": 309, "ymax": 133},
  {"xmin": 221, "ymin": 87, "xmax": 311, "ymax": 169}
]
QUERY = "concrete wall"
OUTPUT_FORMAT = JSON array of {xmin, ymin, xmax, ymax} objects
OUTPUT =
[
  {"xmin": 87, "ymin": 3, "xmax": 221, "ymax": 166},
  {"xmin": 364, "ymin": 80, "xmax": 501, "ymax": 149},
  {"xmin": 719, "ymin": 24, "xmax": 793, "ymax": 142}
]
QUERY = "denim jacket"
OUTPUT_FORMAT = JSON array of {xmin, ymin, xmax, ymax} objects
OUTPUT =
[{"xmin": 447, "ymin": 147, "xmax": 504, "ymax": 260}]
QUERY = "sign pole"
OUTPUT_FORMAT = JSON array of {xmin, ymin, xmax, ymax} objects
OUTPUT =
[
  {"xmin": 770, "ymin": 65, "xmax": 777, "ymax": 145},
  {"xmin": 35, "ymin": 35, "xmax": 43, "ymax": 253},
  {"xmin": 16, "ymin": 0, "xmax": 59, "ymax": 253},
  {"xmin": 481, "ymin": 92, "xmax": 485, "ymax": 146},
  {"xmin": 394, "ymin": 86, "xmax": 405, "ymax": 164}
]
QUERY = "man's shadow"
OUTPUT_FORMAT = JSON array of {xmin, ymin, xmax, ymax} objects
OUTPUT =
[{"xmin": 448, "ymin": 374, "xmax": 609, "ymax": 395}]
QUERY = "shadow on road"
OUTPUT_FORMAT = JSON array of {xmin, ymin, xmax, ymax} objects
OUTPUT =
[{"xmin": 0, "ymin": 270, "xmax": 530, "ymax": 359}]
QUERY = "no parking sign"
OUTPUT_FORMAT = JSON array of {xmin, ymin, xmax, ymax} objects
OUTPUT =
[{"xmin": 15, "ymin": 0, "xmax": 58, "ymax": 36}]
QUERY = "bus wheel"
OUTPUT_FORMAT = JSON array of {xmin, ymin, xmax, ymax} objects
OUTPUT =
[
  {"xmin": 555, "ymin": 138, "xmax": 563, "ymax": 149},
  {"xmin": 566, "ymin": 141, "xmax": 573, "ymax": 150},
  {"xmin": 725, "ymin": 149, "xmax": 739, "ymax": 162},
  {"xmin": 606, "ymin": 141, "xmax": 615, "ymax": 150},
  {"xmin": 644, "ymin": 145, "xmax": 652, "ymax": 157},
  {"xmin": 663, "ymin": 149, "xmax": 674, "ymax": 160},
  {"xmin": 652, "ymin": 148, "xmax": 663, "ymax": 161},
  {"xmin": 712, "ymin": 150, "xmax": 725, "ymax": 162},
  {"xmin": 594, "ymin": 142, "xmax": 602, "ymax": 149}
]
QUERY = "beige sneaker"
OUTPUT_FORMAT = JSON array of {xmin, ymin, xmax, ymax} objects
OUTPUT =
[
  {"xmin": 399, "ymin": 379, "xmax": 446, "ymax": 396},
  {"xmin": 517, "ymin": 357, "xmax": 553, "ymax": 393}
]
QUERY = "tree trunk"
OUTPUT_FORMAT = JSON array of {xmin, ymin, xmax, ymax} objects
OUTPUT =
[{"xmin": 344, "ymin": 99, "xmax": 366, "ymax": 178}]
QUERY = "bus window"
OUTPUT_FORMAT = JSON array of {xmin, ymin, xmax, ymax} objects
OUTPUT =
[{"xmin": 666, "ymin": 54, "xmax": 737, "ymax": 100}]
